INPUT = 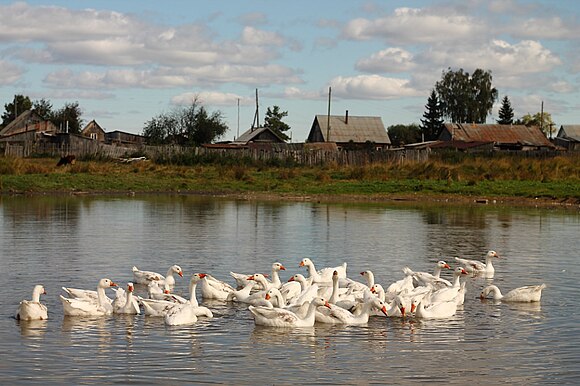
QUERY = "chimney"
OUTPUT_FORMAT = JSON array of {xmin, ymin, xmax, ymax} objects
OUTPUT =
[{"xmin": 345, "ymin": 110, "xmax": 349, "ymax": 124}]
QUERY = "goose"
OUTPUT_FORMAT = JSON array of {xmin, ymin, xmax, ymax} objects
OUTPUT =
[
  {"xmin": 316, "ymin": 294, "xmax": 388, "ymax": 325},
  {"xmin": 403, "ymin": 261, "xmax": 452, "ymax": 288},
  {"xmin": 16, "ymin": 285, "xmax": 48, "ymax": 321},
  {"xmin": 384, "ymin": 273, "xmax": 415, "ymax": 301},
  {"xmin": 424, "ymin": 267, "xmax": 468, "ymax": 305},
  {"xmin": 264, "ymin": 288, "xmax": 311, "ymax": 318},
  {"xmin": 147, "ymin": 280, "xmax": 178, "ymax": 301},
  {"xmin": 480, "ymin": 284, "xmax": 546, "ymax": 302},
  {"xmin": 230, "ymin": 262, "xmax": 286, "ymax": 290},
  {"xmin": 198, "ymin": 273, "xmax": 235, "ymax": 300},
  {"xmin": 113, "ymin": 283, "xmax": 140, "ymax": 314},
  {"xmin": 411, "ymin": 297, "xmax": 458, "ymax": 319},
  {"xmin": 140, "ymin": 297, "xmax": 181, "ymax": 317},
  {"xmin": 455, "ymin": 251, "xmax": 500, "ymax": 276},
  {"xmin": 132, "ymin": 265, "xmax": 183, "ymax": 287},
  {"xmin": 248, "ymin": 297, "xmax": 330, "ymax": 328},
  {"xmin": 339, "ymin": 270, "xmax": 375, "ymax": 292},
  {"xmin": 164, "ymin": 274, "xmax": 214, "ymax": 326},
  {"xmin": 299, "ymin": 258, "xmax": 347, "ymax": 284},
  {"xmin": 60, "ymin": 278, "xmax": 118, "ymax": 317},
  {"xmin": 286, "ymin": 274, "xmax": 319, "ymax": 307}
]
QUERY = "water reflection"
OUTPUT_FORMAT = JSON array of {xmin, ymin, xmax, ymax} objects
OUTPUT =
[{"xmin": 17, "ymin": 318, "xmax": 48, "ymax": 338}]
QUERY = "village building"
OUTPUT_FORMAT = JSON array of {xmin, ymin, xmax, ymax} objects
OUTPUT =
[
  {"xmin": 554, "ymin": 125, "xmax": 580, "ymax": 151},
  {"xmin": 306, "ymin": 112, "xmax": 391, "ymax": 150},
  {"xmin": 438, "ymin": 123, "xmax": 555, "ymax": 151},
  {"xmin": 231, "ymin": 126, "xmax": 287, "ymax": 145},
  {"xmin": 0, "ymin": 110, "xmax": 58, "ymax": 141},
  {"xmin": 80, "ymin": 120, "xmax": 106, "ymax": 142},
  {"xmin": 105, "ymin": 130, "xmax": 146, "ymax": 146}
]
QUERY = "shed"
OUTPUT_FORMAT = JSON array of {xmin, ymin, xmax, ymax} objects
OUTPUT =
[
  {"xmin": 105, "ymin": 130, "xmax": 146, "ymax": 145},
  {"xmin": 307, "ymin": 112, "xmax": 391, "ymax": 150},
  {"xmin": 439, "ymin": 123, "xmax": 555, "ymax": 151},
  {"xmin": 554, "ymin": 125, "xmax": 580, "ymax": 151},
  {"xmin": 0, "ymin": 110, "xmax": 57, "ymax": 138},
  {"xmin": 81, "ymin": 120, "xmax": 106, "ymax": 142},
  {"xmin": 232, "ymin": 126, "xmax": 286, "ymax": 145}
]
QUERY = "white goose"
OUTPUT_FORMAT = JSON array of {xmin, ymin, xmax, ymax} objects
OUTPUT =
[
  {"xmin": 230, "ymin": 262, "xmax": 286, "ymax": 290},
  {"xmin": 424, "ymin": 267, "xmax": 468, "ymax": 305},
  {"xmin": 411, "ymin": 297, "xmax": 458, "ymax": 319},
  {"xmin": 286, "ymin": 274, "xmax": 319, "ymax": 307},
  {"xmin": 60, "ymin": 278, "xmax": 118, "ymax": 317},
  {"xmin": 480, "ymin": 283, "xmax": 546, "ymax": 302},
  {"xmin": 403, "ymin": 261, "xmax": 452, "ymax": 288},
  {"xmin": 113, "ymin": 283, "xmax": 140, "ymax": 314},
  {"xmin": 248, "ymin": 297, "xmax": 330, "ymax": 328},
  {"xmin": 132, "ymin": 265, "xmax": 183, "ymax": 287},
  {"xmin": 316, "ymin": 294, "xmax": 388, "ymax": 325},
  {"xmin": 198, "ymin": 273, "xmax": 235, "ymax": 301},
  {"xmin": 299, "ymin": 258, "xmax": 347, "ymax": 284},
  {"xmin": 455, "ymin": 250, "xmax": 500, "ymax": 276},
  {"xmin": 16, "ymin": 285, "xmax": 48, "ymax": 321},
  {"xmin": 164, "ymin": 274, "xmax": 214, "ymax": 326}
]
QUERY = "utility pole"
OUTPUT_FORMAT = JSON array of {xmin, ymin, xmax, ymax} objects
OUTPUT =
[
  {"xmin": 251, "ymin": 88, "xmax": 259, "ymax": 131},
  {"xmin": 237, "ymin": 98, "xmax": 240, "ymax": 139},
  {"xmin": 326, "ymin": 87, "xmax": 331, "ymax": 141},
  {"xmin": 540, "ymin": 101, "xmax": 544, "ymax": 135}
]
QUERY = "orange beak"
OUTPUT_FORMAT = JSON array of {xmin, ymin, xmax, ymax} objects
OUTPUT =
[
  {"xmin": 299, "ymin": 261, "xmax": 305, "ymax": 267},
  {"xmin": 178, "ymin": 271, "xmax": 183, "ymax": 277},
  {"xmin": 128, "ymin": 285, "xmax": 134, "ymax": 292},
  {"xmin": 247, "ymin": 275, "xmax": 255, "ymax": 281},
  {"xmin": 164, "ymin": 289, "xmax": 170, "ymax": 294},
  {"xmin": 110, "ymin": 281, "xmax": 118, "ymax": 287},
  {"xmin": 288, "ymin": 277, "xmax": 295, "ymax": 282},
  {"xmin": 461, "ymin": 268, "xmax": 468, "ymax": 275},
  {"xmin": 410, "ymin": 303, "xmax": 416, "ymax": 313},
  {"xmin": 360, "ymin": 271, "xmax": 365, "ymax": 276},
  {"xmin": 265, "ymin": 293, "xmax": 271, "ymax": 300},
  {"xmin": 381, "ymin": 306, "xmax": 388, "ymax": 316},
  {"xmin": 400, "ymin": 306, "xmax": 406, "ymax": 317},
  {"xmin": 370, "ymin": 287, "xmax": 376, "ymax": 294},
  {"xmin": 324, "ymin": 301, "xmax": 331, "ymax": 309},
  {"xmin": 279, "ymin": 265, "xmax": 286, "ymax": 271},
  {"xmin": 444, "ymin": 263, "xmax": 451, "ymax": 269},
  {"xmin": 199, "ymin": 273, "xmax": 207, "ymax": 278}
]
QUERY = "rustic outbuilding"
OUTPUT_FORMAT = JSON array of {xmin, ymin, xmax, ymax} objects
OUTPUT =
[
  {"xmin": 81, "ymin": 120, "xmax": 106, "ymax": 142},
  {"xmin": 105, "ymin": 130, "xmax": 146, "ymax": 145},
  {"xmin": 554, "ymin": 125, "xmax": 580, "ymax": 151},
  {"xmin": 0, "ymin": 110, "xmax": 57, "ymax": 138},
  {"xmin": 439, "ymin": 123, "xmax": 555, "ymax": 151},
  {"xmin": 306, "ymin": 112, "xmax": 391, "ymax": 150},
  {"xmin": 232, "ymin": 126, "xmax": 286, "ymax": 145}
]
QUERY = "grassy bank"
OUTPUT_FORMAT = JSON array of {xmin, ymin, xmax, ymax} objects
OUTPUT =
[{"xmin": 0, "ymin": 155, "xmax": 579, "ymax": 204}]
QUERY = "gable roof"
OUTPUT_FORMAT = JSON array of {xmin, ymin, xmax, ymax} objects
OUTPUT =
[
  {"xmin": 81, "ymin": 119, "xmax": 105, "ymax": 135},
  {"xmin": 311, "ymin": 115, "xmax": 390, "ymax": 144},
  {"xmin": 557, "ymin": 125, "xmax": 580, "ymax": 141},
  {"xmin": 0, "ymin": 110, "xmax": 51, "ymax": 137},
  {"xmin": 233, "ymin": 126, "xmax": 285, "ymax": 144},
  {"xmin": 442, "ymin": 123, "xmax": 554, "ymax": 147}
]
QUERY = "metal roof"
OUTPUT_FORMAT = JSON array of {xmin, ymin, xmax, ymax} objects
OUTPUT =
[
  {"xmin": 314, "ymin": 115, "xmax": 391, "ymax": 144},
  {"xmin": 233, "ymin": 126, "xmax": 285, "ymax": 144},
  {"xmin": 443, "ymin": 123, "xmax": 554, "ymax": 147},
  {"xmin": 558, "ymin": 125, "xmax": 580, "ymax": 141}
]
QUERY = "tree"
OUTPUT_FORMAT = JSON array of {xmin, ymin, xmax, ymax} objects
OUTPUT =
[
  {"xmin": 516, "ymin": 112, "xmax": 556, "ymax": 138},
  {"xmin": 387, "ymin": 124, "xmax": 422, "ymax": 147},
  {"xmin": 263, "ymin": 105, "xmax": 291, "ymax": 141},
  {"xmin": 420, "ymin": 90, "xmax": 444, "ymax": 141},
  {"xmin": 50, "ymin": 102, "xmax": 84, "ymax": 133},
  {"xmin": 142, "ymin": 99, "xmax": 228, "ymax": 145},
  {"xmin": 435, "ymin": 68, "xmax": 498, "ymax": 124},
  {"xmin": 1, "ymin": 95, "xmax": 32, "ymax": 128},
  {"xmin": 497, "ymin": 96, "xmax": 514, "ymax": 125},
  {"xmin": 32, "ymin": 98, "xmax": 53, "ymax": 120}
]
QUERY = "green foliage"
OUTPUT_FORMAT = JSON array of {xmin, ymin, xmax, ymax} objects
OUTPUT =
[
  {"xmin": 435, "ymin": 68, "xmax": 498, "ymax": 124},
  {"xmin": 420, "ymin": 90, "xmax": 444, "ymax": 140},
  {"xmin": 264, "ymin": 105, "xmax": 290, "ymax": 141},
  {"xmin": 1, "ymin": 95, "xmax": 32, "ymax": 128},
  {"xmin": 33, "ymin": 99, "xmax": 53, "ymax": 120},
  {"xmin": 142, "ymin": 98, "xmax": 228, "ymax": 145},
  {"xmin": 387, "ymin": 124, "xmax": 422, "ymax": 147},
  {"xmin": 50, "ymin": 101, "xmax": 84, "ymax": 133},
  {"xmin": 516, "ymin": 111, "xmax": 556, "ymax": 137},
  {"xmin": 497, "ymin": 96, "xmax": 514, "ymax": 124}
]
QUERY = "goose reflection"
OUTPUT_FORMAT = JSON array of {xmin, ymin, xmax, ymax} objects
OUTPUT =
[
  {"xmin": 61, "ymin": 316, "xmax": 112, "ymax": 350},
  {"xmin": 250, "ymin": 325, "xmax": 316, "ymax": 346},
  {"xmin": 17, "ymin": 318, "xmax": 48, "ymax": 338}
]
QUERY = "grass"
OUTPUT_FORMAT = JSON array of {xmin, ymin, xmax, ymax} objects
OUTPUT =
[{"xmin": 0, "ymin": 154, "xmax": 578, "ymax": 202}]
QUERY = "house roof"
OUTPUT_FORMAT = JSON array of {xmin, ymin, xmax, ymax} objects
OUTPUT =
[
  {"xmin": 233, "ymin": 126, "xmax": 285, "ymax": 144},
  {"xmin": 0, "ymin": 110, "xmax": 44, "ymax": 136},
  {"xmin": 81, "ymin": 119, "xmax": 105, "ymax": 134},
  {"xmin": 442, "ymin": 123, "xmax": 554, "ymax": 147},
  {"xmin": 558, "ymin": 125, "xmax": 580, "ymax": 141},
  {"xmin": 314, "ymin": 115, "xmax": 391, "ymax": 144}
]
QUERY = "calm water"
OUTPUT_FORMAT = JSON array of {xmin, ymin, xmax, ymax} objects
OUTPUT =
[{"xmin": 0, "ymin": 195, "xmax": 579, "ymax": 385}]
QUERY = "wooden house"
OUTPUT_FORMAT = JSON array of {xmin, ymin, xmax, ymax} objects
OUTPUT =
[
  {"xmin": 81, "ymin": 120, "xmax": 106, "ymax": 142},
  {"xmin": 439, "ymin": 123, "xmax": 555, "ymax": 151},
  {"xmin": 105, "ymin": 130, "xmax": 146, "ymax": 145},
  {"xmin": 0, "ymin": 110, "xmax": 57, "ymax": 138},
  {"xmin": 306, "ymin": 111, "xmax": 391, "ymax": 150},
  {"xmin": 554, "ymin": 125, "xmax": 580, "ymax": 151},
  {"xmin": 232, "ymin": 126, "xmax": 286, "ymax": 145}
]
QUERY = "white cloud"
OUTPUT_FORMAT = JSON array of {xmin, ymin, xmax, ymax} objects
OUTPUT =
[
  {"xmin": 0, "ymin": 60, "xmax": 24, "ymax": 85},
  {"xmin": 356, "ymin": 47, "xmax": 415, "ymax": 73},
  {"xmin": 241, "ymin": 26, "xmax": 285, "ymax": 46},
  {"xmin": 171, "ymin": 92, "xmax": 251, "ymax": 107},
  {"xmin": 329, "ymin": 75, "xmax": 421, "ymax": 100},
  {"xmin": 342, "ymin": 7, "xmax": 487, "ymax": 44},
  {"xmin": 507, "ymin": 16, "xmax": 580, "ymax": 40}
]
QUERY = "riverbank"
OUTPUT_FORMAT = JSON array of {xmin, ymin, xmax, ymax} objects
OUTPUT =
[{"xmin": 0, "ymin": 156, "xmax": 578, "ymax": 209}]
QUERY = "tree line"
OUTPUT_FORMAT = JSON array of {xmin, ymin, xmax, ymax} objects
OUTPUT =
[{"xmin": 1, "ymin": 67, "xmax": 556, "ymax": 147}]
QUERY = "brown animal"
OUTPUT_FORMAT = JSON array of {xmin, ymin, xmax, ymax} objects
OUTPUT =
[{"xmin": 57, "ymin": 155, "xmax": 76, "ymax": 166}]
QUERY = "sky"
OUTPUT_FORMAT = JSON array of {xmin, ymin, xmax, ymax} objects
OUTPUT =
[{"xmin": 0, "ymin": 0, "xmax": 578, "ymax": 141}]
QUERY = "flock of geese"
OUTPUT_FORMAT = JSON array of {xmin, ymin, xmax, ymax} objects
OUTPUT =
[{"xmin": 15, "ymin": 251, "xmax": 547, "ymax": 328}]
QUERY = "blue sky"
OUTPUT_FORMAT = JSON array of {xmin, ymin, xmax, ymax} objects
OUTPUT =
[{"xmin": 1, "ymin": 0, "xmax": 578, "ymax": 141}]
